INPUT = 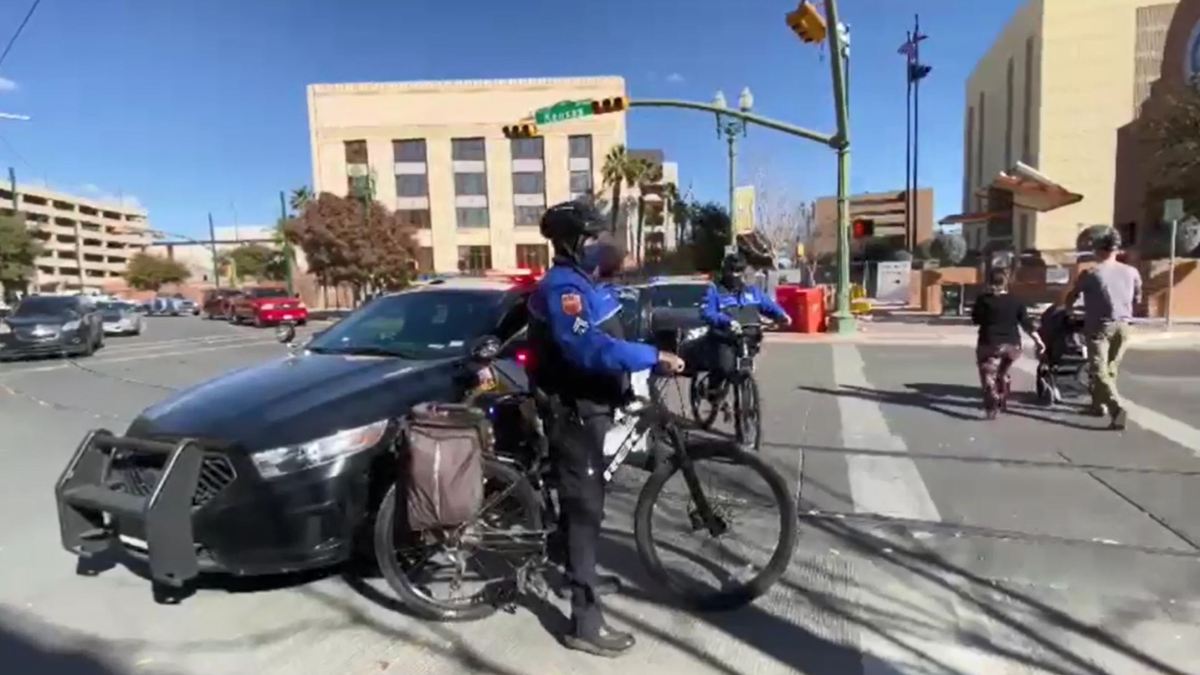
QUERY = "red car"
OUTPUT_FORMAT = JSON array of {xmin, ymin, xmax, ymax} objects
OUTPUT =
[{"xmin": 229, "ymin": 287, "xmax": 308, "ymax": 327}]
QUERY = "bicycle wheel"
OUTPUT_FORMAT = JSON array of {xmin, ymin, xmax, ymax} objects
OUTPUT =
[
  {"xmin": 733, "ymin": 375, "xmax": 763, "ymax": 451},
  {"xmin": 373, "ymin": 458, "xmax": 542, "ymax": 621},
  {"xmin": 689, "ymin": 373, "xmax": 720, "ymax": 429},
  {"xmin": 633, "ymin": 439, "xmax": 797, "ymax": 611}
]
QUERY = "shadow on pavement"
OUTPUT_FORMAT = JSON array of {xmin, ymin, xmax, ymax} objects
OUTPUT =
[
  {"xmin": 799, "ymin": 383, "xmax": 982, "ymax": 422},
  {"xmin": 0, "ymin": 622, "xmax": 127, "ymax": 675}
]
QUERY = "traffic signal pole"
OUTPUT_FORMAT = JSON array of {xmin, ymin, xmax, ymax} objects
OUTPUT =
[{"xmin": 824, "ymin": 0, "xmax": 855, "ymax": 333}]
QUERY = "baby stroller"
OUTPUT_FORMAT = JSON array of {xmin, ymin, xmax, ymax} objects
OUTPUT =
[{"xmin": 1035, "ymin": 305, "xmax": 1090, "ymax": 405}]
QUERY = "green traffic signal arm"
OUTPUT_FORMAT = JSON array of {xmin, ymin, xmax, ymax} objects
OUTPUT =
[{"xmin": 628, "ymin": 99, "xmax": 837, "ymax": 148}]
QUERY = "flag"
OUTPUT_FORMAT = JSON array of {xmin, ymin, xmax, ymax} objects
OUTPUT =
[{"xmin": 898, "ymin": 31, "xmax": 928, "ymax": 61}]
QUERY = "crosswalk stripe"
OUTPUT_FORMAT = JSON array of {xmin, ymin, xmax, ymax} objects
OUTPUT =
[
  {"xmin": 832, "ymin": 344, "xmax": 940, "ymax": 521},
  {"xmin": 1012, "ymin": 361, "xmax": 1200, "ymax": 458}
]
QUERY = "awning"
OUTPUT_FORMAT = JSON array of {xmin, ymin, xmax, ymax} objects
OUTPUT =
[
  {"xmin": 938, "ymin": 211, "xmax": 1004, "ymax": 225},
  {"xmin": 974, "ymin": 162, "xmax": 1083, "ymax": 212}
]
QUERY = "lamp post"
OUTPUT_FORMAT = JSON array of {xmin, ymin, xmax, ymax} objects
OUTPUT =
[{"xmin": 714, "ymin": 87, "xmax": 753, "ymax": 218}]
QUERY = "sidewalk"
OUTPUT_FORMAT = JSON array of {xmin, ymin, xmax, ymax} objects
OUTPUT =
[{"xmin": 767, "ymin": 311, "xmax": 1200, "ymax": 349}]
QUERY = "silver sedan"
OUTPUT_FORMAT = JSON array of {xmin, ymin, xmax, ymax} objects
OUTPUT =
[{"xmin": 98, "ymin": 301, "xmax": 146, "ymax": 336}]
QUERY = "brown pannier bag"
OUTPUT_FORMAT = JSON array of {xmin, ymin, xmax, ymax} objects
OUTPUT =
[{"xmin": 402, "ymin": 402, "xmax": 491, "ymax": 531}]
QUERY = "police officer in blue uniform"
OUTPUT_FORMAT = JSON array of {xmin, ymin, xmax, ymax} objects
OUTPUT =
[
  {"xmin": 699, "ymin": 253, "xmax": 790, "ymax": 395},
  {"xmin": 529, "ymin": 201, "xmax": 684, "ymax": 657}
]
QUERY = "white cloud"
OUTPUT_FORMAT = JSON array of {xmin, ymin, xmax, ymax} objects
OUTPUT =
[
  {"xmin": 665, "ymin": 72, "xmax": 686, "ymax": 84},
  {"xmin": 0, "ymin": 77, "xmax": 16, "ymax": 92}
]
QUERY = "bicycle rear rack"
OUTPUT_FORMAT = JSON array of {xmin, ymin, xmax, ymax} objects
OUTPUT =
[{"xmin": 55, "ymin": 430, "xmax": 205, "ymax": 587}]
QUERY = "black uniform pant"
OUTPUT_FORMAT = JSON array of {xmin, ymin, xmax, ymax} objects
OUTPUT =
[{"xmin": 548, "ymin": 408, "xmax": 611, "ymax": 636}]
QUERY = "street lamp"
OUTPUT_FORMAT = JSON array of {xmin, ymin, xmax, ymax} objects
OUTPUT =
[{"xmin": 714, "ymin": 87, "xmax": 753, "ymax": 219}]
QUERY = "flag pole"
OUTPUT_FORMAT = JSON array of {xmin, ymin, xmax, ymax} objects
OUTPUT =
[
  {"xmin": 904, "ymin": 30, "xmax": 913, "ymax": 252},
  {"xmin": 912, "ymin": 14, "xmax": 922, "ymax": 252}
]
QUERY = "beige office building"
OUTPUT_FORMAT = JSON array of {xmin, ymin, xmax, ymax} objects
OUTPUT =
[
  {"xmin": 307, "ymin": 76, "xmax": 631, "ymax": 273},
  {"xmin": 1, "ymin": 184, "xmax": 152, "ymax": 293},
  {"xmin": 960, "ymin": 0, "xmax": 1179, "ymax": 253}
]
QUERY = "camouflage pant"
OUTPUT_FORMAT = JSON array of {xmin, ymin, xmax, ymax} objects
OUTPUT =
[
  {"xmin": 1086, "ymin": 322, "xmax": 1131, "ymax": 412},
  {"xmin": 976, "ymin": 343, "xmax": 1022, "ymax": 410}
]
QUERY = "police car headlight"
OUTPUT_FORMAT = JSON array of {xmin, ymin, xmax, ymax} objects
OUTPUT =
[
  {"xmin": 62, "ymin": 319, "xmax": 82, "ymax": 331},
  {"xmin": 684, "ymin": 326, "xmax": 708, "ymax": 342},
  {"xmin": 251, "ymin": 419, "xmax": 389, "ymax": 479}
]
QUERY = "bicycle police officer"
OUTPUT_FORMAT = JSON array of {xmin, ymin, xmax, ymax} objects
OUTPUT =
[
  {"xmin": 528, "ymin": 201, "xmax": 685, "ymax": 657},
  {"xmin": 699, "ymin": 252, "xmax": 790, "ymax": 397}
]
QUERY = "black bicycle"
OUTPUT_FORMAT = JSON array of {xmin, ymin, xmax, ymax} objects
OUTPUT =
[
  {"xmin": 372, "ymin": 359, "xmax": 797, "ymax": 621},
  {"xmin": 689, "ymin": 316, "xmax": 765, "ymax": 451}
]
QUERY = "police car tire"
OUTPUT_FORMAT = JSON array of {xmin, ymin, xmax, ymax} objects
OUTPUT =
[
  {"xmin": 633, "ymin": 442, "xmax": 797, "ymax": 611},
  {"xmin": 373, "ymin": 459, "xmax": 541, "ymax": 622}
]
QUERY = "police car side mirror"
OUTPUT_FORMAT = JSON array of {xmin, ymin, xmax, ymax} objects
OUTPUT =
[{"xmin": 468, "ymin": 335, "xmax": 502, "ymax": 363}]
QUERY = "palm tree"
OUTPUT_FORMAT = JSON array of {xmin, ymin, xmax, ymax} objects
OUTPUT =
[
  {"xmin": 289, "ymin": 186, "xmax": 314, "ymax": 214},
  {"xmin": 632, "ymin": 159, "xmax": 662, "ymax": 266},
  {"xmin": 600, "ymin": 145, "xmax": 642, "ymax": 236}
]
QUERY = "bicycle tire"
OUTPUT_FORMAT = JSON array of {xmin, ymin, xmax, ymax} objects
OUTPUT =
[
  {"xmin": 734, "ymin": 375, "xmax": 763, "ymax": 451},
  {"xmin": 373, "ymin": 458, "xmax": 542, "ymax": 622},
  {"xmin": 688, "ymin": 373, "xmax": 719, "ymax": 430},
  {"xmin": 633, "ymin": 441, "xmax": 797, "ymax": 611}
]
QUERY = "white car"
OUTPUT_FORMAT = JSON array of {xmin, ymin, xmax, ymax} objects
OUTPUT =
[{"xmin": 98, "ymin": 300, "xmax": 146, "ymax": 336}]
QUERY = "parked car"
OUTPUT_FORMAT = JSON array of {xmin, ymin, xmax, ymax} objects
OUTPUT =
[
  {"xmin": 98, "ymin": 300, "xmax": 146, "ymax": 336},
  {"xmin": 201, "ymin": 289, "xmax": 241, "ymax": 320},
  {"xmin": 146, "ymin": 295, "xmax": 188, "ymax": 316},
  {"xmin": 0, "ymin": 294, "xmax": 105, "ymax": 360},
  {"xmin": 229, "ymin": 287, "xmax": 308, "ymax": 327},
  {"xmin": 53, "ymin": 275, "xmax": 538, "ymax": 594}
]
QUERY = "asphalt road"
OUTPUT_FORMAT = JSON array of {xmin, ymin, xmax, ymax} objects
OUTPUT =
[{"xmin": 1, "ymin": 317, "xmax": 1198, "ymax": 674}]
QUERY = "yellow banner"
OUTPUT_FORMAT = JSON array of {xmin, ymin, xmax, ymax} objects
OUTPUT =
[{"xmin": 733, "ymin": 186, "xmax": 755, "ymax": 235}]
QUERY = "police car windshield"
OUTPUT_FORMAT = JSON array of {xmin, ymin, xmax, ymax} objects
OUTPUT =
[
  {"xmin": 646, "ymin": 284, "xmax": 706, "ymax": 308},
  {"xmin": 307, "ymin": 290, "xmax": 503, "ymax": 359}
]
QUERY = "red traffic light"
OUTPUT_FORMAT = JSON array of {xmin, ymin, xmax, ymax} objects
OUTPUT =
[{"xmin": 852, "ymin": 219, "xmax": 875, "ymax": 239}]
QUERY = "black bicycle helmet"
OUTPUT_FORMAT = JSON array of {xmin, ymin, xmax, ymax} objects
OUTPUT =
[{"xmin": 539, "ymin": 200, "xmax": 605, "ymax": 242}]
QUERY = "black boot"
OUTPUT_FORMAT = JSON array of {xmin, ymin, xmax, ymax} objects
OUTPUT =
[{"xmin": 563, "ymin": 623, "xmax": 636, "ymax": 657}]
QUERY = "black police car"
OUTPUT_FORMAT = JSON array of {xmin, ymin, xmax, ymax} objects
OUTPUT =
[{"xmin": 55, "ymin": 275, "xmax": 535, "ymax": 594}]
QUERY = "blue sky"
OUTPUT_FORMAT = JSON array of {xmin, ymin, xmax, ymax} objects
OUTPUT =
[{"xmin": 0, "ymin": 0, "xmax": 1022, "ymax": 240}]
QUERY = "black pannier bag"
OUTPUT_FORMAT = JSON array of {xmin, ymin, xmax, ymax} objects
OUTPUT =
[{"xmin": 402, "ymin": 403, "xmax": 491, "ymax": 531}]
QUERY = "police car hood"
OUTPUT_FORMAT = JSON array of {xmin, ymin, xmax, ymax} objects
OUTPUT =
[{"xmin": 126, "ymin": 351, "xmax": 458, "ymax": 451}]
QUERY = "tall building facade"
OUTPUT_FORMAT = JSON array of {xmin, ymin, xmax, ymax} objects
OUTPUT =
[
  {"xmin": 0, "ymin": 184, "xmax": 151, "ymax": 293},
  {"xmin": 961, "ymin": 0, "xmax": 1179, "ymax": 253},
  {"xmin": 307, "ymin": 77, "xmax": 629, "ymax": 273},
  {"xmin": 812, "ymin": 188, "xmax": 934, "ymax": 258}
]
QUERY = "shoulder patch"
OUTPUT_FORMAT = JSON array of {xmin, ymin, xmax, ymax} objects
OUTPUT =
[{"xmin": 561, "ymin": 292, "xmax": 583, "ymax": 316}]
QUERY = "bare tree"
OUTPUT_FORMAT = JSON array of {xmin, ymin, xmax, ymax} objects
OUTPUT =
[{"xmin": 749, "ymin": 164, "xmax": 815, "ymax": 264}]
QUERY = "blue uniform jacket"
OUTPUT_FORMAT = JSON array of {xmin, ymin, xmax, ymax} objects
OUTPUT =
[
  {"xmin": 700, "ymin": 283, "xmax": 789, "ymax": 328},
  {"xmin": 529, "ymin": 262, "xmax": 658, "ymax": 373}
]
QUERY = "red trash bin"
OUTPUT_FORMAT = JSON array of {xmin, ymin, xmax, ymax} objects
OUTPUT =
[
  {"xmin": 774, "ymin": 285, "xmax": 804, "ymax": 332},
  {"xmin": 795, "ymin": 287, "xmax": 827, "ymax": 333}
]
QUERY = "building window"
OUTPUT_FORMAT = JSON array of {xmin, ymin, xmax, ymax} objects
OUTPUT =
[
  {"xmin": 975, "ymin": 91, "xmax": 985, "ymax": 195},
  {"xmin": 1022, "ymin": 36, "xmax": 1035, "ymax": 164},
  {"xmin": 393, "ymin": 139, "xmax": 426, "ymax": 163},
  {"xmin": 396, "ymin": 174, "xmax": 428, "ymax": 198},
  {"xmin": 568, "ymin": 134, "xmax": 593, "ymax": 200},
  {"xmin": 512, "ymin": 172, "xmax": 545, "ymax": 195},
  {"xmin": 458, "ymin": 245, "xmax": 492, "ymax": 272},
  {"xmin": 344, "ymin": 140, "xmax": 368, "ymax": 164},
  {"xmin": 454, "ymin": 173, "xmax": 488, "ymax": 196},
  {"xmin": 514, "ymin": 205, "xmax": 543, "ymax": 227},
  {"xmin": 515, "ymin": 244, "xmax": 549, "ymax": 269},
  {"xmin": 456, "ymin": 207, "xmax": 489, "ymax": 228},
  {"xmin": 1004, "ymin": 57, "xmax": 1014, "ymax": 169},
  {"xmin": 964, "ymin": 106, "xmax": 975, "ymax": 213},
  {"xmin": 397, "ymin": 209, "xmax": 431, "ymax": 229},
  {"xmin": 511, "ymin": 138, "xmax": 543, "ymax": 160},
  {"xmin": 452, "ymin": 138, "xmax": 486, "ymax": 161},
  {"xmin": 415, "ymin": 247, "xmax": 434, "ymax": 272}
]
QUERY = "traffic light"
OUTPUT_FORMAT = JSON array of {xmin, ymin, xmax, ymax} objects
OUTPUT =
[
  {"xmin": 591, "ymin": 96, "xmax": 628, "ymax": 115},
  {"xmin": 503, "ymin": 122, "xmax": 540, "ymax": 138},
  {"xmin": 786, "ymin": 1, "xmax": 827, "ymax": 44},
  {"xmin": 852, "ymin": 218, "xmax": 875, "ymax": 239}
]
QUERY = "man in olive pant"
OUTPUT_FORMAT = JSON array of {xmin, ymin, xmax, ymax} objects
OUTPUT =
[{"xmin": 1063, "ymin": 230, "xmax": 1143, "ymax": 430}]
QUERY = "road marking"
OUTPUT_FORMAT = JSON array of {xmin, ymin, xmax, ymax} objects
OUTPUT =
[
  {"xmin": 0, "ymin": 338, "xmax": 279, "ymax": 376},
  {"xmin": 1013, "ymin": 361, "xmax": 1200, "ymax": 457},
  {"xmin": 831, "ymin": 344, "xmax": 1013, "ymax": 673},
  {"xmin": 831, "ymin": 344, "xmax": 939, "ymax": 521}
]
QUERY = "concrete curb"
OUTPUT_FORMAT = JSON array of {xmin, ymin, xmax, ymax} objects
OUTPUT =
[{"xmin": 765, "ymin": 330, "xmax": 1200, "ymax": 350}]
